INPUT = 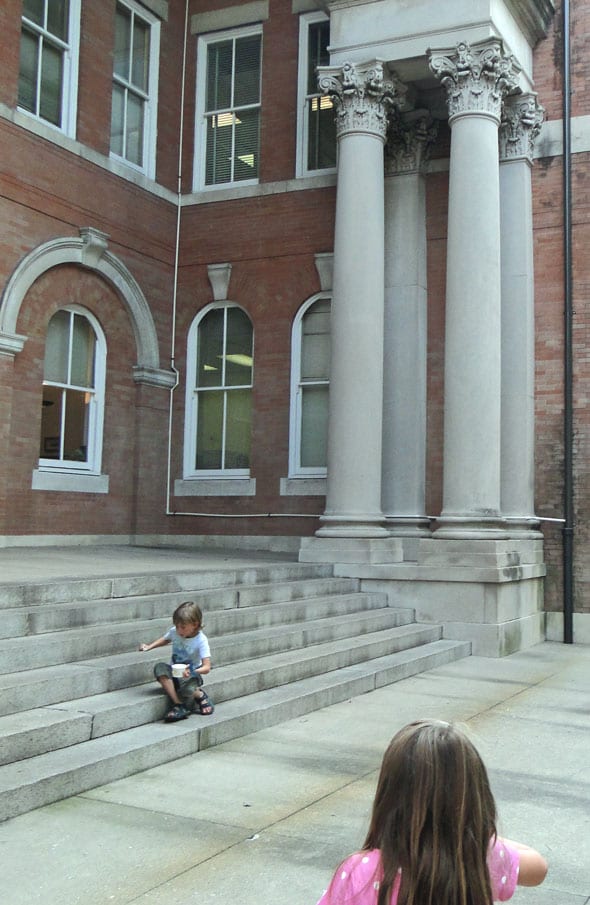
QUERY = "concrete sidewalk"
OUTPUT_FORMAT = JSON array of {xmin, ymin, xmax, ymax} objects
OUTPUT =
[{"xmin": 0, "ymin": 640, "xmax": 588, "ymax": 905}]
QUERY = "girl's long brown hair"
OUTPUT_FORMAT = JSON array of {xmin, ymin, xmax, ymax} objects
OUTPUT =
[{"xmin": 363, "ymin": 720, "xmax": 497, "ymax": 905}]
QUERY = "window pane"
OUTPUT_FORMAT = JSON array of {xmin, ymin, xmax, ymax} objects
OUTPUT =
[
  {"xmin": 233, "ymin": 34, "xmax": 261, "ymax": 107},
  {"xmin": 71, "ymin": 314, "xmax": 96, "ymax": 388},
  {"xmin": 308, "ymin": 97, "xmax": 336, "ymax": 171},
  {"xmin": 225, "ymin": 389, "xmax": 251, "ymax": 468},
  {"xmin": 23, "ymin": 0, "xmax": 44, "ymax": 27},
  {"xmin": 110, "ymin": 84, "xmax": 125, "ymax": 156},
  {"xmin": 126, "ymin": 91, "xmax": 144, "ymax": 165},
  {"xmin": 63, "ymin": 388, "xmax": 90, "ymax": 461},
  {"xmin": 197, "ymin": 309, "xmax": 224, "ymax": 388},
  {"xmin": 39, "ymin": 40, "xmax": 63, "ymax": 126},
  {"xmin": 225, "ymin": 308, "xmax": 253, "ymax": 387},
  {"xmin": 40, "ymin": 385, "xmax": 63, "ymax": 458},
  {"xmin": 301, "ymin": 301, "xmax": 330, "ymax": 380},
  {"xmin": 18, "ymin": 28, "xmax": 39, "ymax": 113},
  {"xmin": 205, "ymin": 113, "xmax": 232, "ymax": 185},
  {"xmin": 206, "ymin": 40, "xmax": 232, "ymax": 112},
  {"xmin": 301, "ymin": 385, "xmax": 328, "ymax": 468},
  {"xmin": 307, "ymin": 20, "xmax": 329, "ymax": 94},
  {"xmin": 114, "ymin": 4, "xmax": 131, "ymax": 80},
  {"xmin": 47, "ymin": 0, "xmax": 69, "ymax": 40},
  {"xmin": 196, "ymin": 390, "xmax": 223, "ymax": 469},
  {"xmin": 44, "ymin": 309, "xmax": 70, "ymax": 383},
  {"xmin": 234, "ymin": 107, "xmax": 259, "ymax": 180},
  {"xmin": 131, "ymin": 16, "xmax": 149, "ymax": 92}
]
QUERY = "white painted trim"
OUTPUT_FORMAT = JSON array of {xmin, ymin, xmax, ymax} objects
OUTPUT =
[
  {"xmin": 288, "ymin": 293, "xmax": 331, "ymax": 479},
  {"xmin": 109, "ymin": 0, "xmax": 161, "ymax": 180},
  {"xmin": 296, "ymin": 10, "xmax": 337, "ymax": 179},
  {"xmin": 32, "ymin": 470, "xmax": 109, "ymax": 494},
  {"xmin": 193, "ymin": 24, "xmax": 263, "ymax": 192}
]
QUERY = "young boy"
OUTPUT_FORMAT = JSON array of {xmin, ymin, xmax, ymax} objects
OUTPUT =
[{"xmin": 139, "ymin": 600, "xmax": 214, "ymax": 722}]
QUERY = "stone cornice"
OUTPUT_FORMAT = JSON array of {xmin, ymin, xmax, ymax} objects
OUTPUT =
[
  {"xmin": 318, "ymin": 61, "xmax": 404, "ymax": 141},
  {"xmin": 429, "ymin": 40, "xmax": 521, "ymax": 125},
  {"xmin": 505, "ymin": 0, "xmax": 556, "ymax": 45}
]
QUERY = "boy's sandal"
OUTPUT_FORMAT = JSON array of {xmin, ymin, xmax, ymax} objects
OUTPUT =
[
  {"xmin": 164, "ymin": 704, "xmax": 190, "ymax": 723},
  {"xmin": 196, "ymin": 691, "xmax": 214, "ymax": 715}
]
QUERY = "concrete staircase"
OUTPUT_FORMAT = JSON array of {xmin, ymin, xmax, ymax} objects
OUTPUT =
[{"xmin": 0, "ymin": 561, "xmax": 471, "ymax": 821}]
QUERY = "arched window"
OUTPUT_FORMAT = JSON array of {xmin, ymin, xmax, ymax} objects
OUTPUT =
[
  {"xmin": 39, "ymin": 307, "xmax": 106, "ymax": 473},
  {"xmin": 289, "ymin": 295, "xmax": 331, "ymax": 477},
  {"xmin": 184, "ymin": 304, "xmax": 253, "ymax": 476}
]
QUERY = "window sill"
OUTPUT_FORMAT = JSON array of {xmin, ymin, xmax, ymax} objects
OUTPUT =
[
  {"xmin": 32, "ymin": 470, "xmax": 109, "ymax": 494},
  {"xmin": 175, "ymin": 477, "xmax": 256, "ymax": 497},
  {"xmin": 280, "ymin": 477, "xmax": 326, "ymax": 496}
]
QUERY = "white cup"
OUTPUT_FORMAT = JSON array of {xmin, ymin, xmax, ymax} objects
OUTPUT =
[{"xmin": 172, "ymin": 663, "xmax": 188, "ymax": 678}]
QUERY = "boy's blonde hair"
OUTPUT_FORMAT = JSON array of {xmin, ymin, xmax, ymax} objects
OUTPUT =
[{"xmin": 173, "ymin": 601, "xmax": 203, "ymax": 628}]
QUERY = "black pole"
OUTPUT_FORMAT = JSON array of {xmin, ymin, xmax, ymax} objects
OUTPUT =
[{"xmin": 562, "ymin": 0, "xmax": 574, "ymax": 643}]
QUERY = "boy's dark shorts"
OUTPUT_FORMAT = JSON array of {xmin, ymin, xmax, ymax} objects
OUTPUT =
[{"xmin": 154, "ymin": 662, "xmax": 204, "ymax": 709}]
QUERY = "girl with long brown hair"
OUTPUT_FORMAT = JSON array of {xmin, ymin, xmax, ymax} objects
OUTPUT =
[{"xmin": 316, "ymin": 719, "xmax": 547, "ymax": 905}]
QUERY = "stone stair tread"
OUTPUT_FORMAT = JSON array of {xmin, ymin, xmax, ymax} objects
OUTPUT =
[{"xmin": 0, "ymin": 639, "xmax": 470, "ymax": 820}]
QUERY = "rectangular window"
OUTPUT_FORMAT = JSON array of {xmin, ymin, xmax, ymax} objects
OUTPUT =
[
  {"xmin": 110, "ymin": 0, "xmax": 160, "ymax": 177},
  {"xmin": 18, "ymin": 0, "xmax": 80, "ymax": 136},
  {"xmin": 296, "ymin": 12, "xmax": 336, "ymax": 178},
  {"xmin": 195, "ymin": 27, "xmax": 262, "ymax": 189}
]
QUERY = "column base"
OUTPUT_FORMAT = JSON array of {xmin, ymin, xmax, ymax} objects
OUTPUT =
[
  {"xmin": 432, "ymin": 514, "xmax": 507, "ymax": 539},
  {"xmin": 417, "ymin": 536, "xmax": 545, "ymax": 569},
  {"xmin": 299, "ymin": 535, "xmax": 404, "ymax": 565},
  {"xmin": 316, "ymin": 514, "xmax": 390, "ymax": 539}
]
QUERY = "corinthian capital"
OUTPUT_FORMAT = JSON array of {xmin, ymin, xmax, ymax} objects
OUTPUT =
[
  {"xmin": 385, "ymin": 111, "xmax": 438, "ymax": 176},
  {"xmin": 428, "ymin": 40, "xmax": 521, "ymax": 124},
  {"xmin": 499, "ymin": 92, "xmax": 545, "ymax": 162},
  {"xmin": 318, "ymin": 61, "xmax": 404, "ymax": 142}
]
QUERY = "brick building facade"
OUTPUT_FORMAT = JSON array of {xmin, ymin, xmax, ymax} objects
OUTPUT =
[{"xmin": 0, "ymin": 0, "xmax": 587, "ymax": 648}]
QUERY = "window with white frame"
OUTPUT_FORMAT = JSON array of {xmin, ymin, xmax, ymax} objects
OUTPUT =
[
  {"xmin": 39, "ymin": 307, "xmax": 106, "ymax": 473},
  {"xmin": 184, "ymin": 305, "xmax": 253, "ymax": 476},
  {"xmin": 110, "ymin": 0, "xmax": 160, "ymax": 177},
  {"xmin": 296, "ymin": 12, "xmax": 336, "ymax": 178},
  {"xmin": 18, "ymin": 0, "xmax": 81, "ymax": 135},
  {"xmin": 289, "ymin": 295, "xmax": 331, "ymax": 476},
  {"xmin": 195, "ymin": 26, "xmax": 262, "ymax": 189}
]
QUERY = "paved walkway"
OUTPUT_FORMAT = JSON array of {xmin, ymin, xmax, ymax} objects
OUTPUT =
[{"xmin": 1, "ymin": 638, "xmax": 588, "ymax": 904}]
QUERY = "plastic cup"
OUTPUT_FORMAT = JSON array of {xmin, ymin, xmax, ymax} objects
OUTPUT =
[{"xmin": 172, "ymin": 663, "xmax": 188, "ymax": 678}]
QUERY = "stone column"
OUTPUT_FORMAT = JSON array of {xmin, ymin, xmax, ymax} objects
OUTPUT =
[
  {"xmin": 499, "ymin": 93, "xmax": 544, "ymax": 533},
  {"xmin": 382, "ymin": 113, "xmax": 437, "ymax": 550},
  {"xmin": 312, "ymin": 62, "xmax": 397, "ymax": 540},
  {"xmin": 428, "ymin": 41, "xmax": 520, "ymax": 537}
]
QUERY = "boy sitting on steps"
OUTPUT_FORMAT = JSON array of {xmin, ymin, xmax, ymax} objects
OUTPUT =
[{"xmin": 139, "ymin": 600, "xmax": 214, "ymax": 722}]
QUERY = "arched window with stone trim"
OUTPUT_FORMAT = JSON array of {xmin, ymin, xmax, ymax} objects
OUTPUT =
[
  {"xmin": 184, "ymin": 303, "xmax": 253, "ymax": 477},
  {"xmin": 289, "ymin": 294, "xmax": 331, "ymax": 478},
  {"xmin": 39, "ymin": 306, "xmax": 106, "ymax": 473}
]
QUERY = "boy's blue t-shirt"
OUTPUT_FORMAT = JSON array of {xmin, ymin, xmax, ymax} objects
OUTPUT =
[{"xmin": 165, "ymin": 627, "xmax": 211, "ymax": 676}]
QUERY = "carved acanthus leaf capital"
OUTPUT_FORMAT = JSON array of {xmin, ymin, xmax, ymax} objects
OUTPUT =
[
  {"xmin": 429, "ymin": 40, "xmax": 521, "ymax": 124},
  {"xmin": 385, "ymin": 111, "xmax": 438, "ymax": 176},
  {"xmin": 318, "ymin": 61, "xmax": 405, "ymax": 142},
  {"xmin": 499, "ymin": 92, "xmax": 545, "ymax": 162}
]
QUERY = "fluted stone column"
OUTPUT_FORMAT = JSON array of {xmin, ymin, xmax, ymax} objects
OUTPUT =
[
  {"xmin": 382, "ymin": 113, "xmax": 436, "ymax": 546},
  {"xmin": 429, "ymin": 41, "xmax": 520, "ymax": 537},
  {"xmin": 499, "ymin": 93, "xmax": 544, "ymax": 533}
]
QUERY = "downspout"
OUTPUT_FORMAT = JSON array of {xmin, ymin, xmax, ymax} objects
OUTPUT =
[
  {"xmin": 562, "ymin": 0, "xmax": 574, "ymax": 643},
  {"xmin": 165, "ymin": 0, "xmax": 189, "ymax": 516}
]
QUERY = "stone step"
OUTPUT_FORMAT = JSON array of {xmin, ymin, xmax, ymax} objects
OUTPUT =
[
  {"xmin": 0, "ymin": 606, "xmax": 416, "ymax": 715},
  {"xmin": 0, "ymin": 576, "xmax": 362, "ymax": 639},
  {"xmin": 0, "ymin": 623, "xmax": 442, "ymax": 764},
  {"xmin": 0, "ymin": 639, "xmax": 471, "ymax": 821},
  {"xmin": 0, "ymin": 592, "xmax": 393, "ymax": 675},
  {"xmin": 0, "ymin": 563, "xmax": 335, "ymax": 609}
]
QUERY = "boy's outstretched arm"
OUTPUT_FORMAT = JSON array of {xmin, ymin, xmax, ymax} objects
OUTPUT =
[
  {"xmin": 139, "ymin": 637, "xmax": 170, "ymax": 652},
  {"xmin": 500, "ymin": 838, "xmax": 548, "ymax": 887}
]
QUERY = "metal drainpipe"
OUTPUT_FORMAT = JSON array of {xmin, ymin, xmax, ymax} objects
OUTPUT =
[{"xmin": 562, "ymin": 0, "xmax": 574, "ymax": 643}]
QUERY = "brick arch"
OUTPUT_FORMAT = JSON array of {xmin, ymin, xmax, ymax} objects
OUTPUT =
[{"xmin": 0, "ymin": 230, "xmax": 163, "ymax": 374}]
